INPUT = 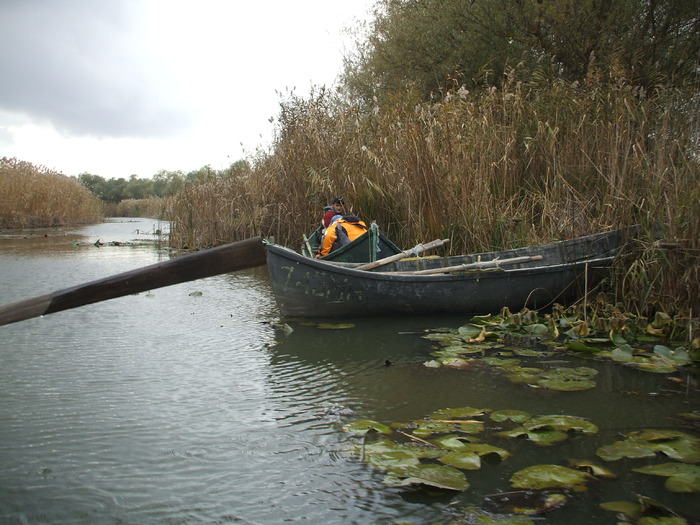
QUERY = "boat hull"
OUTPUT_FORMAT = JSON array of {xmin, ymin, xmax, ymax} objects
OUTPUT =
[
  {"xmin": 267, "ymin": 228, "xmax": 634, "ymax": 318},
  {"xmin": 267, "ymin": 231, "xmax": 629, "ymax": 317}
]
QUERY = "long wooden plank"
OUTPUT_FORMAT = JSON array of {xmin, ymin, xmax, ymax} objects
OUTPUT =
[
  {"xmin": 355, "ymin": 238, "xmax": 450, "ymax": 271},
  {"xmin": 381, "ymin": 254, "xmax": 544, "ymax": 275},
  {"xmin": 0, "ymin": 236, "xmax": 266, "ymax": 326}
]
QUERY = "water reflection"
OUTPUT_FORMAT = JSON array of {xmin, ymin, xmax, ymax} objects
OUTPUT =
[
  {"xmin": 0, "ymin": 219, "xmax": 698, "ymax": 524},
  {"xmin": 269, "ymin": 316, "xmax": 700, "ymax": 522}
]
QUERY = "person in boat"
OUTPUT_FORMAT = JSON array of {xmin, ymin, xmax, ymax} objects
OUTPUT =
[
  {"xmin": 322, "ymin": 197, "xmax": 345, "ymax": 228},
  {"xmin": 316, "ymin": 214, "xmax": 368, "ymax": 257}
]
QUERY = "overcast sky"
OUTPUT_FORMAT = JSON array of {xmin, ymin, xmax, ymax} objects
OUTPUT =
[{"xmin": 0, "ymin": 0, "xmax": 375, "ymax": 179}]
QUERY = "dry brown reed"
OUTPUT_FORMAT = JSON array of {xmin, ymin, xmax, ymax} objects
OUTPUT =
[
  {"xmin": 104, "ymin": 197, "xmax": 166, "ymax": 219},
  {"xmin": 167, "ymin": 74, "xmax": 699, "ymax": 316},
  {"xmin": 0, "ymin": 157, "xmax": 104, "ymax": 228}
]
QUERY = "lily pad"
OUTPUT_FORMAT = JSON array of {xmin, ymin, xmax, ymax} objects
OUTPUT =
[
  {"xmin": 438, "ymin": 451, "xmax": 483, "ymax": 470},
  {"xmin": 536, "ymin": 367, "xmax": 598, "ymax": 391},
  {"xmin": 461, "ymin": 443, "xmax": 511, "ymax": 460},
  {"xmin": 566, "ymin": 340, "xmax": 602, "ymax": 352},
  {"xmin": 596, "ymin": 429, "xmax": 700, "ymax": 463},
  {"xmin": 343, "ymin": 419, "xmax": 392, "ymax": 436},
  {"xmin": 636, "ymin": 518, "xmax": 689, "ymax": 524},
  {"xmin": 435, "ymin": 344, "xmax": 488, "ymax": 356},
  {"xmin": 430, "ymin": 406, "xmax": 491, "ymax": 419},
  {"xmin": 524, "ymin": 415, "xmax": 598, "ymax": 434},
  {"xmin": 498, "ymin": 414, "xmax": 598, "ymax": 446},
  {"xmin": 633, "ymin": 462, "xmax": 700, "ymax": 492},
  {"xmin": 483, "ymin": 357, "xmax": 522, "ymax": 368},
  {"xmin": 500, "ymin": 365, "xmax": 598, "ymax": 391},
  {"xmin": 567, "ymin": 459, "xmax": 617, "ymax": 478},
  {"xmin": 422, "ymin": 333, "xmax": 460, "ymax": 343},
  {"xmin": 497, "ymin": 427, "xmax": 569, "ymax": 446},
  {"xmin": 522, "ymin": 323, "xmax": 549, "ymax": 335},
  {"xmin": 490, "ymin": 409, "xmax": 532, "ymax": 423},
  {"xmin": 411, "ymin": 420, "xmax": 463, "ymax": 437},
  {"xmin": 366, "ymin": 452, "xmax": 421, "ymax": 470},
  {"xmin": 611, "ymin": 344, "xmax": 635, "ymax": 362},
  {"xmin": 458, "ymin": 324, "xmax": 487, "ymax": 337},
  {"xmin": 596, "ymin": 439, "xmax": 659, "ymax": 461},
  {"xmin": 437, "ymin": 444, "xmax": 510, "ymax": 469},
  {"xmin": 503, "ymin": 366, "xmax": 544, "ymax": 384},
  {"xmin": 626, "ymin": 429, "xmax": 700, "ymax": 463},
  {"xmin": 510, "ymin": 464, "xmax": 594, "ymax": 492},
  {"xmin": 483, "ymin": 491, "xmax": 568, "ymax": 515},
  {"xmin": 442, "ymin": 357, "xmax": 478, "ymax": 369},
  {"xmin": 358, "ymin": 438, "xmax": 443, "ymax": 461},
  {"xmin": 383, "ymin": 463, "xmax": 469, "ymax": 491},
  {"xmin": 599, "ymin": 500, "xmax": 642, "ymax": 518},
  {"xmin": 431, "ymin": 434, "xmax": 481, "ymax": 450},
  {"xmin": 601, "ymin": 495, "xmax": 688, "ymax": 523},
  {"xmin": 512, "ymin": 348, "xmax": 553, "ymax": 357}
]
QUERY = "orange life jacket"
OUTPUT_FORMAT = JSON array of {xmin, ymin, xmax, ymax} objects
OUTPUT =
[{"xmin": 319, "ymin": 217, "xmax": 367, "ymax": 256}]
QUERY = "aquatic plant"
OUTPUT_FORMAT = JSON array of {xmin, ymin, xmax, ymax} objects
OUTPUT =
[
  {"xmin": 421, "ymin": 303, "xmax": 698, "ymax": 390},
  {"xmin": 342, "ymin": 403, "xmax": 698, "ymax": 521}
]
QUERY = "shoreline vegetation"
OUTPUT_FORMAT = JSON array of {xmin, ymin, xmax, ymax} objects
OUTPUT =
[
  {"xmin": 1, "ymin": 76, "xmax": 698, "ymax": 323},
  {"xmin": 0, "ymin": 157, "xmax": 103, "ymax": 228},
  {"xmin": 1, "ymin": 0, "xmax": 698, "ymax": 326},
  {"xmin": 164, "ymin": 77, "xmax": 699, "ymax": 322}
]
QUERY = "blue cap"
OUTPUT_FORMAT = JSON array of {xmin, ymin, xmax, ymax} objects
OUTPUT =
[{"xmin": 331, "ymin": 214, "xmax": 344, "ymax": 224}]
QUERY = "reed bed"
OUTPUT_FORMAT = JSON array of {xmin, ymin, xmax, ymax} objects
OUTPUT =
[
  {"xmin": 167, "ymin": 75, "xmax": 699, "ymax": 316},
  {"xmin": 0, "ymin": 157, "xmax": 103, "ymax": 228},
  {"xmin": 104, "ymin": 197, "xmax": 166, "ymax": 219}
]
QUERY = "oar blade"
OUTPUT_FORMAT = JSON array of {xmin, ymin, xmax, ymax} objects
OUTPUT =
[{"xmin": 0, "ymin": 236, "xmax": 266, "ymax": 326}]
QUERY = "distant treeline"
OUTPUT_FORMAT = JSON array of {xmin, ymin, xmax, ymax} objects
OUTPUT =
[{"xmin": 78, "ymin": 161, "xmax": 250, "ymax": 203}]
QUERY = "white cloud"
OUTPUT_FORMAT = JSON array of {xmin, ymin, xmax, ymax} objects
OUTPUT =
[{"xmin": 0, "ymin": 0, "xmax": 374, "ymax": 178}]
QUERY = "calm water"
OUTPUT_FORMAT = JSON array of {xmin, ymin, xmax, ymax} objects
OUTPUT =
[{"xmin": 0, "ymin": 218, "xmax": 697, "ymax": 524}]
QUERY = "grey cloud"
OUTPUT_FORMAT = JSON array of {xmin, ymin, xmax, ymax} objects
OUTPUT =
[{"xmin": 0, "ymin": 1, "xmax": 194, "ymax": 138}]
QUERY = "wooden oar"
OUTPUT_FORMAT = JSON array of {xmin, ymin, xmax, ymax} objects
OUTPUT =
[
  {"xmin": 355, "ymin": 238, "xmax": 450, "ymax": 271},
  {"xmin": 382, "ymin": 254, "xmax": 544, "ymax": 275},
  {"xmin": 302, "ymin": 234, "xmax": 314, "ymax": 257},
  {"xmin": 0, "ymin": 236, "xmax": 266, "ymax": 327}
]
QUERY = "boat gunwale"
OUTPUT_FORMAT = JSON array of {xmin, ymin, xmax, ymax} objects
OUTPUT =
[{"xmin": 265, "ymin": 242, "xmax": 617, "ymax": 282}]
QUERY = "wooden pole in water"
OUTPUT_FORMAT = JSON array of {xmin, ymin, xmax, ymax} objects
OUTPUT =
[{"xmin": 0, "ymin": 237, "xmax": 267, "ymax": 327}]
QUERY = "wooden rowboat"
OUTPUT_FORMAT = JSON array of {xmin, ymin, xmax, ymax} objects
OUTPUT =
[
  {"xmin": 265, "ymin": 228, "xmax": 636, "ymax": 318},
  {"xmin": 300, "ymin": 221, "xmax": 402, "ymax": 263}
]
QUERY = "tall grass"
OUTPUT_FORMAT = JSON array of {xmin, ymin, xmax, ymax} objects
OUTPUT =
[
  {"xmin": 0, "ymin": 157, "xmax": 104, "ymax": 228},
  {"xmin": 104, "ymin": 197, "xmax": 166, "ymax": 219},
  {"xmin": 167, "ymin": 73, "xmax": 699, "ymax": 316}
]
